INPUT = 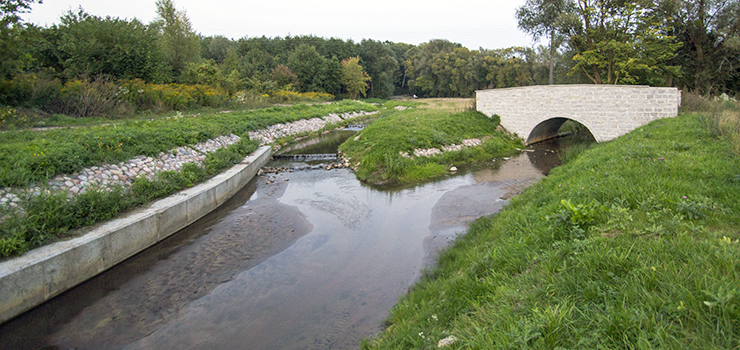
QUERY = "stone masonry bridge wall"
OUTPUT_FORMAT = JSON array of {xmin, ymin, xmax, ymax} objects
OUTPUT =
[{"xmin": 476, "ymin": 85, "xmax": 682, "ymax": 144}]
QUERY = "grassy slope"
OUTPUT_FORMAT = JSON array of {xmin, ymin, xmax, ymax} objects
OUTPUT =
[
  {"xmin": 0, "ymin": 100, "xmax": 377, "ymax": 188},
  {"xmin": 340, "ymin": 100, "xmax": 521, "ymax": 185},
  {"xmin": 0, "ymin": 101, "xmax": 377, "ymax": 257},
  {"xmin": 363, "ymin": 112, "xmax": 740, "ymax": 349}
]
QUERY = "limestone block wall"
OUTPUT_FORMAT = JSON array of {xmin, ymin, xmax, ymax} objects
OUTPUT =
[{"xmin": 476, "ymin": 85, "xmax": 681, "ymax": 143}]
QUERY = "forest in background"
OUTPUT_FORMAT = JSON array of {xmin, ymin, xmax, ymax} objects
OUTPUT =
[{"xmin": 0, "ymin": 0, "xmax": 739, "ymax": 120}]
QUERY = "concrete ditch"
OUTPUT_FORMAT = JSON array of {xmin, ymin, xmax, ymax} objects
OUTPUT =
[{"xmin": 0, "ymin": 146, "xmax": 272, "ymax": 324}]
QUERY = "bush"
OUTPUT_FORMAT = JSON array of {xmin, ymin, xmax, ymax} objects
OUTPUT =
[
  {"xmin": 58, "ymin": 76, "xmax": 133, "ymax": 118},
  {"xmin": 268, "ymin": 90, "xmax": 334, "ymax": 103},
  {"xmin": 231, "ymin": 90, "xmax": 271, "ymax": 109},
  {"xmin": 0, "ymin": 71, "xmax": 63, "ymax": 110},
  {"xmin": 119, "ymin": 79, "xmax": 230, "ymax": 111},
  {"xmin": 0, "ymin": 106, "xmax": 27, "ymax": 129}
]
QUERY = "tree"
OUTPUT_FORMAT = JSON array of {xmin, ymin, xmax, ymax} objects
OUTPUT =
[
  {"xmin": 388, "ymin": 42, "xmax": 416, "ymax": 94},
  {"xmin": 516, "ymin": 0, "xmax": 573, "ymax": 84},
  {"xmin": 154, "ymin": 0, "xmax": 200, "ymax": 82},
  {"xmin": 271, "ymin": 64, "xmax": 298, "ymax": 90},
  {"xmin": 321, "ymin": 58, "xmax": 342, "ymax": 95},
  {"xmin": 657, "ymin": 0, "xmax": 740, "ymax": 93},
  {"xmin": 0, "ymin": 0, "xmax": 41, "ymax": 78},
  {"xmin": 341, "ymin": 56, "xmax": 370, "ymax": 98},
  {"xmin": 359, "ymin": 39, "xmax": 398, "ymax": 98},
  {"xmin": 1, "ymin": 0, "xmax": 38, "ymax": 29},
  {"xmin": 53, "ymin": 10, "xmax": 165, "ymax": 81},
  {"xmin": 287, "ymin": 44, "xmax": 328, "ymax": 92},
  {"xmin": 479, "ymin": 48, "xmax": 535, "ymax": 89},
  {"xmin": 241, "ymin": 47, "xmax": 274, "ymax": 80},
  {"xmin": 405, "ymin": 39, "xmax": 461, "ymax": 96},
  {"xmin": 201, "ymin": 35, "xmax": 234, "ymax": 64},
  {"xmin": 564, "ymin": 0, "xmax": 682, "ymax": 85}
]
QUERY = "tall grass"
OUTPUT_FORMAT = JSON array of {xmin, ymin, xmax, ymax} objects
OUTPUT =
[
  {"xmin": 682, "ymin": 92, "xmax": 740, "ymax": 154},
  {"xmin": 363, "ymin": 103, "xmax": 740, "ymax": 348}
]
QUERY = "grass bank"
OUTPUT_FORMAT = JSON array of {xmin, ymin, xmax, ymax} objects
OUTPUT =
[
  {"xmin": 339, "ymin": 99, "xmax": 521, "ymax": 185},
  {"xmin": 0, "ymin": 101, "xmax": 378, "ymax": 258},
  {"xmin": 362, "ymin": 99, "xmax": 740, "ymax": 348},
  {"xmin": 0, "ymin": 100, "xmax": 377, "ymax": 188}
]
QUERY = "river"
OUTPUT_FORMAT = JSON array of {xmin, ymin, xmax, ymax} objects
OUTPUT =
[{"xmin": 0, "ymin": 131, "xmax": 563, "ymax": 350}]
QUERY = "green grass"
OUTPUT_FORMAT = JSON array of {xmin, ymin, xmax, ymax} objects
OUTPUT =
[
  {"xmin": 339, "ymin": 107, "xmax": 521, "ymax": 185},
  {"xmin": 0, "ymin": 100, "xmax": 377, "ymax": 188},
  {"xmin": 362, "ymin": 110, "xmax": 740, "ymax": 348},
  {"xmin": 0, "ymin": 138, "xmax": 259, "ymax": 258},
  {"xmin": 0, "ymin": 100, "xmax": 379, "ymax": 257}
]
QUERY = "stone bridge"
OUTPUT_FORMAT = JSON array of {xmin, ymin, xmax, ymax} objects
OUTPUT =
[{"xmin": 476, "ymin": 85, "xmax": 682, "ymax": 144}]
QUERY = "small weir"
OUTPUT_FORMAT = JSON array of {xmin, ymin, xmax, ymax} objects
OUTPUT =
[
  {"xmin": 1, "ymin": 130, "xmax": 569, "ymax": 350},
  {"xmin": 272, "ymin": 153, "xmax": 338, "ymax": 161},
  {"xmin": 343, "ymin": 124, "xmax": 368, "ymax": 130}
]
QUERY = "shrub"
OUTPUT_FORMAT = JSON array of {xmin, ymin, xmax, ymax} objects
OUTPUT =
[
  {"xmin": 231, "ymin": 90, "xmax": 271, "ymax": 109},
  {"xmin": 59, "ymin": 76, "xmax": 132, "ymax": 118},
  {"xmin": 269, "ymin": 90, "xmax": 334, "ymax": 103},
  {"xmin": 0, "ymin": 106, "xmax": 27, "ymax": 129},
  {"xmin": 119, "ymin": 79, "xmax": 230, "ymax": 111},
  {"xmin": 0, "ymin": 71, "xmax": 63, "ymax": 109}
]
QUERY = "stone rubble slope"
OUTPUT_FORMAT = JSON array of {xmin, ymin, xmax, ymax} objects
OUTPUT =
[
  {"xmin": 399, "ymin": 138, "xmax": 483, "ymax": 159},
  {"xmin": 248, "ymin": 111, "xmax": 377, "ymax": 145},
  {"xmin": 0, "ymin": 110, "xmax": 376, "ymax": 209}
]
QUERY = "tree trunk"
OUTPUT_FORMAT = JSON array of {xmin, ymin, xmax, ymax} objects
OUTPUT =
[
  {"xmin": 549, "ymin": 30, "xmax": 555, "ymax": 85},
  {"xmin": 694, "ymin": 0, "xmax": 707, "ymax": 93}
]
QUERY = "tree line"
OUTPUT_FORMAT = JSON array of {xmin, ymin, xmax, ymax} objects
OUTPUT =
[
  {"xmin": 517, "ymin": 0, "xmax": 740, "ymax": 94},
  {"xmin": 1, "ymin": 0, "xmax": 738, "ymax": 110}
]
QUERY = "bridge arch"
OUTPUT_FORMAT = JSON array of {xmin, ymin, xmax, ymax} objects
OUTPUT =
[
  {"xmin": 526, "ymin": 117, "xmax": 596, "ymax": 144},
  {"xmin": 476, "ymin": 85, "xmax": 681, "ymax": 145}
]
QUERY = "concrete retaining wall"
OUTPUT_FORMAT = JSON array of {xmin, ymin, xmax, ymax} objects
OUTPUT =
[
  {"xmin": 476, "ymin": 85, "xmax": 681, "ymax": 143},
  {"xmin": 0, "ymin": 146, "xmax": 272, "ymax": 324}
]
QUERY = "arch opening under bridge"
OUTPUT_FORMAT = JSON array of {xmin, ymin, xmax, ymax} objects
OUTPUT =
[{"xmin": 527, "ymin": 117, "xmax": 596, "ymax": 144}]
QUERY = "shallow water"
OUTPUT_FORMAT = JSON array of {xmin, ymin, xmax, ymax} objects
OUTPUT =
[{"xmin": 0, "ymin": 137, "xmax": 562, "ymax": 350}]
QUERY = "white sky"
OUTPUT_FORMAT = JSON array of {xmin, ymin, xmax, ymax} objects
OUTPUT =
[{"xmin": 21, "ymin": 0, "xmax": 535, "ymax": 50}]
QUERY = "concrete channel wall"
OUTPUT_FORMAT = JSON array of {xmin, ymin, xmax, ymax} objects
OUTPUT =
[{"xmin": 0, "ymin": 146, "xmax": 272, "ymax": 324}]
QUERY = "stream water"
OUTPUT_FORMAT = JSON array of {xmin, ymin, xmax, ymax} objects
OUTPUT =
[{"xmin": 0, "ymin": 131, "xmax": 563, "ymax": 350}]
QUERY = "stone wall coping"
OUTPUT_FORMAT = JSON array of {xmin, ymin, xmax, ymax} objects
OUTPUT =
[{"xmin": 475, "ymin": 84, "xmax": 660, "ymax": 94}]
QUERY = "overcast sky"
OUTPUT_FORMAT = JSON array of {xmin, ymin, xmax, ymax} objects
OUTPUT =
[{"xmin": 21, "ymin": 0, "xmax": 535, "ymax": 50}]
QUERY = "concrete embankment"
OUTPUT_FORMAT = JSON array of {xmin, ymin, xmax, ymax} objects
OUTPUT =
[{"xmin": 0, "ymin": 146, "xmax": 272, "ymax": 324}]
